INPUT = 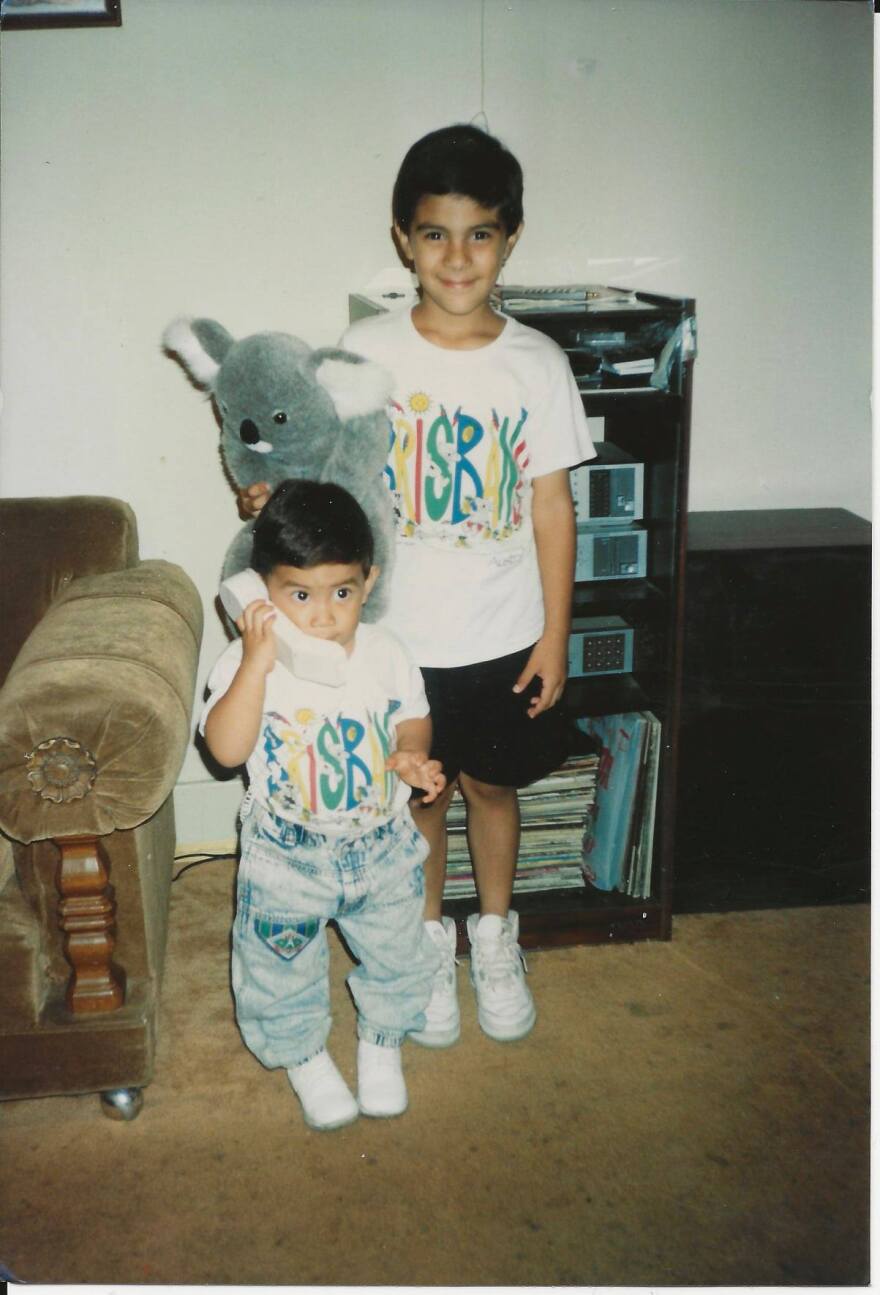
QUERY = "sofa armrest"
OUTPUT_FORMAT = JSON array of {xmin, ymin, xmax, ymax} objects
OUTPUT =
[{"xmin": 0, "ymin": 559, "xmax": 203, "ymax": 845}]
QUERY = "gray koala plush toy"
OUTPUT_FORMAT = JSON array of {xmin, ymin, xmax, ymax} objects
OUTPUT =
[{"xmin": 163, "ymin": 316, "xmax": 394, "ymax": 621}]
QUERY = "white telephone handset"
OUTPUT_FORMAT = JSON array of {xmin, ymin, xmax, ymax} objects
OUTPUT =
[{"xmin": 219, "ymin": 568, "xmax": 348, "ymax": 688}]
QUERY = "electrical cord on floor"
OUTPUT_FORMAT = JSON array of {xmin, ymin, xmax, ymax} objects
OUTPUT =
[{"xmin": 172, "ymin": 852, "xmax": 235, "ymax": 884}]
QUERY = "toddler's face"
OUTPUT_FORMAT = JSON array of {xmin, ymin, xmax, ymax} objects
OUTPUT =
[{"xmin": 265, "ymin": 561, "xmax": 378, "ymax": 655}]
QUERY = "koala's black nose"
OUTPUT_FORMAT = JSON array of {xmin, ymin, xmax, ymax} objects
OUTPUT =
[{"xmin": 239, "ymin": 419, "xmax": 260, "ymax": 445}]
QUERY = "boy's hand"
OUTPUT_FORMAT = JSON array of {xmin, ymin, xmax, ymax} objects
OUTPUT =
[
  {"xmin": 513, "ymin": 633, "xmax": 568, "ymax": 718},
  {"xmin": 386, "ymin": 750, "xmax": 447, "ymax": 805},
  {"xmin": 237, "ymin": 599, "xmax": 278, "ymax": 676},
  {"xmin": 238, "ymin": 481, "xmax": 272, "ymax": 519}
]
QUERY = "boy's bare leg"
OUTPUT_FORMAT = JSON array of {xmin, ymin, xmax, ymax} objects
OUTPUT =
[
  {"xmin": 458, "ymin": 773, "xmax": 520, "ymax": 916},
  {"xmin": 412, "ymin": 781, "xmax": 457, "ymax": 921}
]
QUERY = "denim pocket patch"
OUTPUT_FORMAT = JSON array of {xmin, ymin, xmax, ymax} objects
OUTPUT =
[{"xmin": 253, "ymin": 914, "xmax": 321, "ymax": 960}]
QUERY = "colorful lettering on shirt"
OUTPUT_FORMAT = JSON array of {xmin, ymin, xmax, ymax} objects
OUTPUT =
[
  {"xmin": 386, "ymin": 394, "xmax": 530, "ymax": 543},
  {"xmin": 264, "ymin": 703, "xmax": 399, "ymax": 822},
  {"xmin": 424, "ymin": 409, "xmax": 454, "ymax": 521}
]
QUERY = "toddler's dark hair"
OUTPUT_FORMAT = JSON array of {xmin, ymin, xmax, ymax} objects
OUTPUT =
[
  {"xmin": 392, "ymin": 123, "xmax": 523, "ymax": 235},
  {"xmin": 251, "ymin": 479, "xmax": 374, "ymax": 577}
]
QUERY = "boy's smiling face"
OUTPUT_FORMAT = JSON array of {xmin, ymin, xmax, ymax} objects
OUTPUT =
[
  {"xmin": 396, "ymin": 193, "xmax": 521, "ymax": 325},
  {"xmin": 265, "ymin": 561, "xmax": 378, "ymax": 655}
]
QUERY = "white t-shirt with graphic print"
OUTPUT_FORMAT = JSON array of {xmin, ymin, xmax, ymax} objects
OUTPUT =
[
  {"xmin": 341, "ymin": 306, "xmax": 596, "ymax": 668},
  {"xmin": 200, "ymin": 622, "xmax": 429, "ymax": 836}
]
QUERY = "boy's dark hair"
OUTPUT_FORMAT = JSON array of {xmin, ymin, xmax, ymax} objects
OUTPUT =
[
  {"xmin": 392, "ymin": 123, "xmax": 523, "ymax": 235},
  {"xmin": 251, "ymin": 479, "xmax": 374, "ymax": 577}
]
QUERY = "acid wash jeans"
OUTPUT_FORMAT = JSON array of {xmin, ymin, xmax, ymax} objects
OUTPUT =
[{"xmin": 232, "ymin": 798, "xmax": 440, "ymax": 1070}]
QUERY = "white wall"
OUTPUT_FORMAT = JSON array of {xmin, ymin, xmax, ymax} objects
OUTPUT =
[{"xmin": 0, "ymin": 0, "xmax": 871, "ymax": 846}]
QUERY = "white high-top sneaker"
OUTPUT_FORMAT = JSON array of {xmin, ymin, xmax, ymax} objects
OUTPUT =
[
  {"xmin": 409, "ymin": 916, "xmax": 461, "ymax": 1048},
  {"xmin": 467, "ymin": 910, "xmax": 536, "ymax": 1042}
]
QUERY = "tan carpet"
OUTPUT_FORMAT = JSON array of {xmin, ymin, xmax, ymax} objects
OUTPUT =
[{"xmin": 0, "ymin": 856, "xmax": 869, "ymax": 1286}]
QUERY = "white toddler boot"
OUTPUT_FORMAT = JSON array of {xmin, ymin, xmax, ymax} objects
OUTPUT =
[
  {"xmin": 357, "ymin": 1040, "xmax": 408, "ymax": 1118},
  {"xmin": 287, "ymin": 1049, "xmax": 359, "ymax": 1131}
]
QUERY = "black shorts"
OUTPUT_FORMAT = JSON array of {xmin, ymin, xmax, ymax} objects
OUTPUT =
[{"xmin": 420, "ymin": 644, "xmax": 572, "ymax": 789}]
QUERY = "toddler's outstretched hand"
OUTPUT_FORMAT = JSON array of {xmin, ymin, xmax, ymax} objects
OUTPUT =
[{"xmin": 386, "ymin": 750, "xmax": 446, "ymax": 805}]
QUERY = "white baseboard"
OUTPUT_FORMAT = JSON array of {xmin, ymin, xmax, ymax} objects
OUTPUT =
[{"xmin": 173, "ymin": 777, "xmax": 242, "ymax": 855}]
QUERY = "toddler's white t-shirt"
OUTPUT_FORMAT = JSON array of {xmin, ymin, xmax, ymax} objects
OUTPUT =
[
  {"xmin": 341, "ymin": 307, "xmax": 595, "ymax": 668},
  {"xmin": 200, "ymin": 622, "xmax": 429, "ymax": 836}
]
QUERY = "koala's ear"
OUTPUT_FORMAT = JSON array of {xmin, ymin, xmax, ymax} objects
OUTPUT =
[
  {"xmin": 162, "ymin": 316, "xmax": 234, "ymax": 389},
  {"xmin": 313, "ymin": 350, "xmax": 393, "ymax": 421}
]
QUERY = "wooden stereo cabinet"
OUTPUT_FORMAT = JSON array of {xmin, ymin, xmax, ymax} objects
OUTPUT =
[
  {"xmin": 348, "ymin": 287, "xmax": 697, "ymax": 950},
  {"xmin": 676, "ymin": 507, "xmax": 871, "ymax": 914}
]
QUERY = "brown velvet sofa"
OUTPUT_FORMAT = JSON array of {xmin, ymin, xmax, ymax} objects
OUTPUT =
[{"xmin": 0, "ymin": 497, "xmax": 203, "ymax": 1118}]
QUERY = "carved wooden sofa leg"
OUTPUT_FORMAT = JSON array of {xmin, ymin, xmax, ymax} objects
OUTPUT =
[
  {"xmin": 55, "ymin": 836, "xmax": 145, "ymax": 1119},
  {"xmin": 56, "ymin": 835, "xmax": 126, "ymax": 1014}
]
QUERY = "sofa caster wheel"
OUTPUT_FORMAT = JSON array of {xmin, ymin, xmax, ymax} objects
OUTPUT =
[{"xmin": 100, "ymin": 1087, "xmax": 144, "ymax": 1121}]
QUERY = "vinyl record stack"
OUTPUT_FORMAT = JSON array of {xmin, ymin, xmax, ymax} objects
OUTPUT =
[
  {"xmin": 577, "ymin": 712, "xmax": 661, "ymax": 899},
  {"xmin": 442, "ymin": 748, "xmax": 600, "ymax": 901}
]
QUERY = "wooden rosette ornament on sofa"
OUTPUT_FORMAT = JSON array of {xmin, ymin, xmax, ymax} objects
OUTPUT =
[
  {"xmin": 0, "ymin": 497, "xmax": 203, "ymax": 1119},
  {"xmin": 27, "ymin": 737, "xmax": 125, "ymax": 1018}
]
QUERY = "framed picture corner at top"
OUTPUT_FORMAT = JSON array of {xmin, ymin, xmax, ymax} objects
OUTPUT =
[{"xmin": 0, "ymin": 0, "xmax": 121, "ymax": 30}]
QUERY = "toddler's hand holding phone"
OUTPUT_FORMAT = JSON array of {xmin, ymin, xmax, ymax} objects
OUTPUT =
[{"xmin": 238, "ymin": 599, "xmax": 278, "ymax": 677}]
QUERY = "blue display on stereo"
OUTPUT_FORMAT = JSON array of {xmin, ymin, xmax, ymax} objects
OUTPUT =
[
  {"xmin": 575, "ymin": 525, "xmax": 647, "ymax": 582},
  {"xmin": 570, "ymin": 442, "xmax": 644, "ymax": 525}
]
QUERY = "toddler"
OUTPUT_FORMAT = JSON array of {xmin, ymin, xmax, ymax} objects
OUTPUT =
[{"xmin": 202, "ymin": 478, "xmax": 444, "ymax": 1130}]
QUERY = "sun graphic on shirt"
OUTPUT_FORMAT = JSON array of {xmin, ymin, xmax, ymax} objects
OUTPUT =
[{"xmin": 408, "ymin": 391, "xmax": 431, "ymax": 415}]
